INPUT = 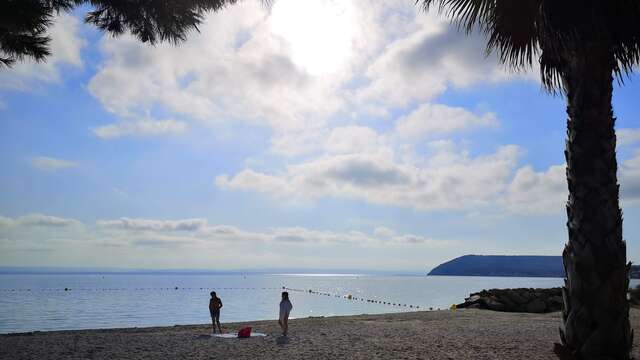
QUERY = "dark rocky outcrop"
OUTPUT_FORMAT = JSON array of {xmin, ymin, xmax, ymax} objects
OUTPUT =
[{"xmin": 456, "ymin": 288, "xmax": 564, "ymax": 313}]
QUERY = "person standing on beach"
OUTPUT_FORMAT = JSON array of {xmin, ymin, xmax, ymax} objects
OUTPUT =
[
  {"xmin": 278, "ymin": 292, "xmax": 293, "ymax": 336},
  {"xmin": 209, "ymin": 291, "xmax": 223, "ymax": 334}
]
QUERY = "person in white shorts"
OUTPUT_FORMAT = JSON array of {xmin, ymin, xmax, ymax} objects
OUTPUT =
[{"xmin": 278, "ymin": 291, "xmax": 293, "ymax": 336}]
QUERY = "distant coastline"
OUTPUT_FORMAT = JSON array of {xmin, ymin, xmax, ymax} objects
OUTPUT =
[{"xmin": 428, "ymin": 255, "xmax": 640, "ymax": 279}]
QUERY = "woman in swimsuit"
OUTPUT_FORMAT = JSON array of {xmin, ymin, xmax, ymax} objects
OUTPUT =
[{"xmin": 209, "ymin": 291, "xmax": 223, "ymax": 333}]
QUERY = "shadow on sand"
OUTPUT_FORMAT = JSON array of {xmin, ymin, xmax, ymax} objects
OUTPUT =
[{"xmin": 275, "ymin": 335, "xmax": 289, "ymax": 345}]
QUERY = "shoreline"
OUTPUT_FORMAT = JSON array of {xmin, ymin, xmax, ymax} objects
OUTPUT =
[
  {"xmin": 0, "ymin": 312, "xmax": 374, "ymax": 336},
  {"xmin": 2, "ymin": 309, "xmax": 639, "ymax": 359}
]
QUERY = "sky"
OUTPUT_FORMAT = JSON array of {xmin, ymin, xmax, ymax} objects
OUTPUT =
[{"xmin": 0, "ymin": 0, "xmax": 639, "ymax": 272}]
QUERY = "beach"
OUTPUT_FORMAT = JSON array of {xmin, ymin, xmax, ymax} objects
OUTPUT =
[{"xmin": 2, "ymin": 309, "xmax": 639, "ymax": 359}]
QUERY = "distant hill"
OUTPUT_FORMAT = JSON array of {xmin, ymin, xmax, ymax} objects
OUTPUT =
[
  {"xmin": 429, "ymin": 255, "xmax": 640, "ymax": 279},
  {"xmin": 429, "ymin": 255, "xmax": 564, "ymax": 277}
]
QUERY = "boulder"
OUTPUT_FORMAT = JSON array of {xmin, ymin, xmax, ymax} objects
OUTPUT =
[
  {"xmin": 504, "ymin": 289, "xmax": 527, "ymax": 305},
  {"xmin": 520, "ymin": 290, "xmax": 533, "ymax": 301},
  {"xmin": 545, "ymin": 295, "xmax": 563, "ymax": 312},
  {"xmin": 548, "ymin": 295, "xmax": 563, "ymax": 304},
  {"xmin": 526, "ymin": 298, "xmax": 547, "ymax": 313},
  {"xmin": 482, "ymin": 297, "xmax": 505, "ymax": 311}
]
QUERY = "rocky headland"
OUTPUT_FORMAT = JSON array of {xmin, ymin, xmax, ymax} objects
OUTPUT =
[{"xmin": 456, "ymin": 287, "xmax": 564, "ymax": 313}]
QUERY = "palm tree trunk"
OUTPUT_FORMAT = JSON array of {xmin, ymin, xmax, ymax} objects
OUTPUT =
[{"xmin": 555, "ymin": 47, "xmax": 632, "ymax": 359}]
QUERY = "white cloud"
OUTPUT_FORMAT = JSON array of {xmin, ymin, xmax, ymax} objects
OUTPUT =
[
  {"xmin": 87, "ymin": 1, "xmax": 350, "ymax": 138},
  {"xmin": 373, "ymin": 226, "xmax": 395, "ymax": 238},
  {"xmin": 395, "ymin": 103, "xmax": 497, "ymax": 139},
  {"xmin": 0, "ymin": 14, "xmax": 85, "ymax": 90},
  {"xmin": 83, "ymin": 0, "xmax": 534, "ymax": 149},
  {"xmin": 20, "ymin": 214, "xmax": 81, "ymax": 227},
  {"xmin": 618, "ymin": 128, "xmax": 640, "ymax": 147},
  {"xmin": 92, "ymin": 119, "xmax": 187, "ymax": 139},
  {"xmin": 268, "ymin": 122, "xmax": 388, "ymax": 157},
  {"xmin": 31, "ymin": 156, "xmax": 78, "ymax": 171},
  {"xmin": 621, "ymin": 150, "xmax": 640, "ymax": 204},
  {"xmin": 271, "ymin": 227, "xmax": 367, "ymax": 245},
  {"xmin": 97, "ymin": 217, "xmax": 455, "ymax": 248},
  {"xmin": 504, "ymin": 151, "xmax": 640, "ymax": 214},
  {"xmin": 217, "ymin": 143, "xmax": 521, "ymax": 211},
  {"xmin": 0, "ymin": 217, "xmax": 12, "ymax": 228},
  {"xmin": 390, "ymin": 233, "xmax": 452, "ymax": 246},
  {"xmin": 270, "ymin": 0, "xmax": 358, "ymax": 76},
  {"xmin": 505, "ymin": 165, "xmax": 567, "ymax": 215},
  {"xmin": 354, "ymin": 11, "xmax": 531, "ymax": 112},
  {"xmin": 1, "ymin": 213, "xmax": 459, "ymax": 268},
  {"xmin": 269, "ymin": 127, "xmax": 328, "ymax": 157},
  {"xmin": 216, "ymin": 170, "xmax": 291, "ymax": 196},
  {"xmin": 97, "ymin": 218, "xmax": 208, "ymax": 232},
  {"xmin": 0, "ymin": 214, "xmax": 81, "ymax": 228},
  {"xmin": 325, "ymin": 126, "xmax": 388, "ymax": 154},
  {"xmin": 94, "ymin": 217, "xmax": 397, "ymax": 247}
]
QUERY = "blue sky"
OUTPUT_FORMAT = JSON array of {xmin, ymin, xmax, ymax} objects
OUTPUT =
[{"xmin": 0, "ymin": 0, "xmax": 639, "ymax": 271}]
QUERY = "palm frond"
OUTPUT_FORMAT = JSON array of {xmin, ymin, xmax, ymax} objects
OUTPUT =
[
  {"xmin": 84, "ymin": 0, "xmax": 239, "ymax": 45},
  {"xmin": 421, "ymin": 0, "xmax": 640, "ymax": 93},
  {"xmin": 603, "ymin": 0, "xmax": 640, "ymax": 80},
  {"xmin": 487, "ymin": 0, "xmax": 541, "ymax": 69},
  {"xmin": 0, "ymin": 0, "xmax": 54, "ymax": 67},
  {"xmin": 419, "ymin": 0, "xmax": 494, "ymax": 34},
  {"xmin": 420, "ymin": 0, "xmax": 543, "ymax": 70},
  {"xmin": 1, "ymin": 0, "xmax": 239, "ymax": 67}
]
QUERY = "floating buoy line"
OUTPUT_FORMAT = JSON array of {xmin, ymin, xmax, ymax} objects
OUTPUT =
[
  {"xmin": 281, "ymin": 286, "xmax": 424, "ymax": 310},
  {"xmin": 0, "ymin": 286, "xmax": 428, "ymax": 310},
  {"xmin": 0, "ymin": 287, "xmax": 282, "ymax": 292}
]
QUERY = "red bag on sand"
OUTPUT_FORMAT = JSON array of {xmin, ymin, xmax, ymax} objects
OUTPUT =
[{"xmin": 237, "ymin": 327, "xmax": 252, "ymax": 338}]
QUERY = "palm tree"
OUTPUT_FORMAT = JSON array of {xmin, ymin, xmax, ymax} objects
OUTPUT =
[
  {"xmin": 0, "ymin": 0, "xmax": 237, "ymax": 67},
  {"xmin": 419, "ymin": 0, "xmax": 637, "ymax": 358}
]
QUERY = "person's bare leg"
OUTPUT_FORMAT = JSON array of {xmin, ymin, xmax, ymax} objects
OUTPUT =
[
  {"xmin": 216, "ymin": 316, "xmax": 222, "ymax": 333},
  {"xmin": 283, "ymin": 317, "xmax": 288, "ymax": 336},
  {"xmin": 211, "ymin": 317, "xmax": 216, "ymax": 334}
]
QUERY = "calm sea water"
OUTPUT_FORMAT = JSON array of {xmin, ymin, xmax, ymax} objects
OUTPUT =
[{"xmin": 1, "ymin": 274, "xmax": 638, "ymax": 334}]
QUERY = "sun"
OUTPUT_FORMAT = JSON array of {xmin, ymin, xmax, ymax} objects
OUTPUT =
[{"xmin": 270, "ymin": 0, "xmax": 356, "ymax": 76}]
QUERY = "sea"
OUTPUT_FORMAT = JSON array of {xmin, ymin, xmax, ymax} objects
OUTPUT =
[{"xmin": 1, "ymin": 273, "xmax": 638, "ymax": 334}]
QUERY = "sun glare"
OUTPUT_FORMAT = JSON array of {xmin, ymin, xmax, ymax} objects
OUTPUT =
[{"xmin": 270, "ymin": 0, "xmax": 356, "ymax": 76}]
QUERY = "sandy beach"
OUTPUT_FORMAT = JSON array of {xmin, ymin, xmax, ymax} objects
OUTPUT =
[{"xmin": 2, "ymin": 308, "xmax": 639, "ymax": 359}]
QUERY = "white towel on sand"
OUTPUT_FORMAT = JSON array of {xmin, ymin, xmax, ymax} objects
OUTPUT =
[{"xmin": 211, "ymin": 333, "xmax": 267, "ymax": 338}]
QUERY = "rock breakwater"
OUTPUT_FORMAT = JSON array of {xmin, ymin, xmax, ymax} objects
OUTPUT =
[{"xmin": 456, "ymin": 288, "xmax": 563, "ymax": 313}]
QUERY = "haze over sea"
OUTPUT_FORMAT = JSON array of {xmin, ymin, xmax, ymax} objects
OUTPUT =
[{"xmin": 2, "ymin": 272, "xmax": 638, "ymax": 334}]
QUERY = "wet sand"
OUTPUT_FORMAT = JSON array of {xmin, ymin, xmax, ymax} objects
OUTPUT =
[{"xmin": 2, "ymin": 309, "xmax": 639, "ymax": 359}]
